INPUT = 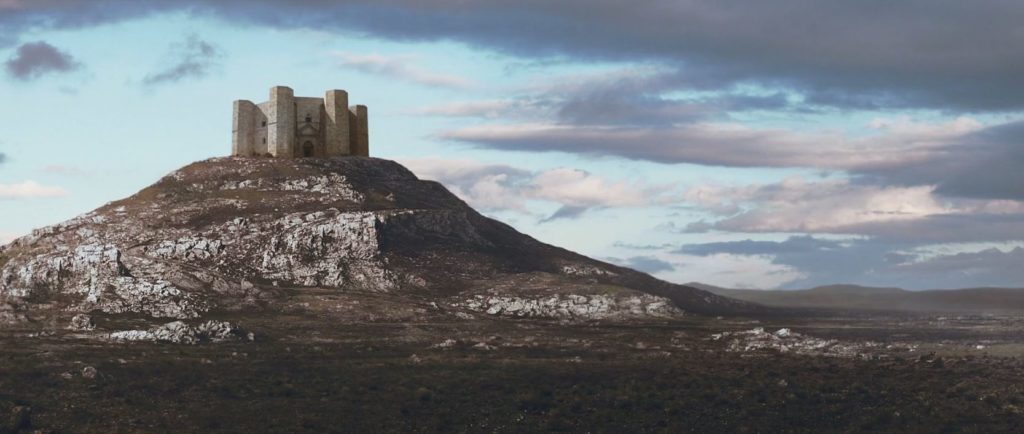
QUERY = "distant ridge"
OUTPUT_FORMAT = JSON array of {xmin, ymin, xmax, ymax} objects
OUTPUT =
[{"xmin": 690, "ymin": 283, "xmax": 1024, "ymax": 314}]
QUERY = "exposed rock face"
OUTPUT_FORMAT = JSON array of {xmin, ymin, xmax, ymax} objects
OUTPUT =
[{"xmin": 0, "ymin": 157, "xmax": 756, "ymax": 339}]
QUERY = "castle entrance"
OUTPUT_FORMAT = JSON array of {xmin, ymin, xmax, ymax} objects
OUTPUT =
[{"xmin": 302, "ymin": 142, "xmax": 314, "ymax": 157}]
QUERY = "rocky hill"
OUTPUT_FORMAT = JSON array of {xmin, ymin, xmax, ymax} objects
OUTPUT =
[{"xmin": 0, "ymin": 157, "xmax": 755, "ymax": 341}]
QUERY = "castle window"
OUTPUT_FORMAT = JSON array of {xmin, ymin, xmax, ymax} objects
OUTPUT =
[
  {"xmin": 261, "ymin": 121, "xmax": 267, "ymax": 127},
  {"xmin": 262, "ymin": 137, "xmax": 266, "ymax": 144},
  {"xmin": 305, "ymin": 115, "xmax": 312, "ymax": 123}
]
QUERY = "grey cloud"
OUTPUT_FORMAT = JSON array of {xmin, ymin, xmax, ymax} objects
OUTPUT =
[
  {"xmin": 676, "ymin": 236, "xmax": 1024, "ymax": 290},
  {"xmin": 416, "ymin": 73, "xmax": 794, "ymax": 126},
  {"xmin": 826, "ymin": 214, "xmax": 1024, "ymax": 245},
  {"xmin": 857, "ymin": 120, "xmax": 1024, "ymax": 200},
  {"xmin": 609, "ymin": 256, "xmax": 675, "ymax": 274},
  {"xmin": 0, "ymin": 153, "xmax": 6, "ymax": 164},
  {"xmin": 5, "ymin": 1, "xmax": 1024, "ymax": 110},
  {"xmin": 142, "ymin": 35, "xmax": 222, "ymax": 86},
  {"xmin": 334, "ymin": 53, "xmax": 473, "ymax": 89},
  {"xmin": 677, "ymin": 236, "xmax": 904, "ymax": 289},
  {"xmin": 889, "ymin": 247, "xmax": 1024, "ymax": 286},
  {"xmin": 540, "ymin": 205, "xmax": 589, "ymax": 223},
  {"xmin": 680, "ymin": 176, "xmax": 1024, "ymax": 244},
  {"xmin": 445, "ymin": 115, "xmax": 1024, "ymax": 203},
  {"xmin": 677, "ymin": 236, "xmax": 843, "ymax": 257},
  {"xmin": 546, "ymin": 71, "xmax": 799, "ymax": 127},
  {"xmin": 4, "ymin": 41, "xmax": 80, "ymax": 80},
  {"xmin": 611, "ymin": 242, "xmax": 674, "ymax": 251}
]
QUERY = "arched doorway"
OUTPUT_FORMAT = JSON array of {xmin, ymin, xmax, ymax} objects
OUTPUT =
[{"xmin": 302, "ymin": 141, "xmax": 314, "ymax": 157}]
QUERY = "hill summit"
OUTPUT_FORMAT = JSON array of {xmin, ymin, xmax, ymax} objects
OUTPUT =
[{"xmin": 0, "ymin": 157, "xmax": 754, "ymax": 340}]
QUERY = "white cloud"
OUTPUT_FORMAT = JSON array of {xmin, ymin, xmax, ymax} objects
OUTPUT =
[
  {"xmin": 682, "ymin": 175, "xmax": 1024, "ymax": 239},
  {"xmin": 332, "ymin": 52, "xmax": 474, "ymax": 89},
  {"xmin": 687, "ymin": 177, "xmax": 952, "ymax": 232},
  {"xmin": 401, "ymin": 157, "xmax": 675, "ymax": 218},
  {"xmin": 0, "ymin": 180, "xmax": 68, "ymax": 199},
  {"xmin": 530, "ymin": 168, "xmax": 667, "ymax": 208},
  {"xmin": 666, "ymin": 252, "xmax": 805, "ymax": 290}
]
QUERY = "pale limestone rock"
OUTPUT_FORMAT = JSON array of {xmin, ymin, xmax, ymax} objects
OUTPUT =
[
  {"xmin": 68, "ymin": 313, "xmax": 95, "ymax": 331},
  {"xmin": 460, "ymin": 293, "xmax": 682, "ymax": 320},
  {"xmin": 107, "ymin": 320, "xmax": 245, "ymax": 344}
]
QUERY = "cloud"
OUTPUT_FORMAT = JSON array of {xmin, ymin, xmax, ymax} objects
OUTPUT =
[
  {"xmin": 0, "ymin": 180, "xmax": 68, "ymax": 199},
  {"xmin": 401, "ymin": 158, "xmax": 532, "ymax": 211},
  {"xmin": 680, "ymin": 175, "xmax": 1024, "ymax": 244},
  {"xmin": 443, "ymin": 112, "xmax": 1024, "ymax": 205},
  {"xmin": 411, "ymin": 100, "xmax": 529, "ymax": 119},
  {"xmin": 0, "ymin": 152, "xmax": 7, "ymax": 164},
  {"xmin": 4, "ymin": 2, "xmax": 1024, "ymax": 109},
  {"xmin": 142, "ymin": 35, "xmax": 222, "ymax": 86},
  {"xmin": 333, "ymin": 52, "xmax": 473, "ymax": 89},
  {"xmin": 443, "ymin": 116, "xmax": 984, "ymax": 171},
  {"xmin": 609, "ymin": 255, "xmax": 676, "ymax": 274},
  {"xmin": 402, "ymin": 157, "xmax": 675, "ymax": 220},
  {"xmin": 4, "ymin": 41, "xmax": 80, "ymax": 80},
  {"xmin": 676, "ymin": 236, "xmax": 1024, "ymax": 290},
  {"xmin": 685, "ymin": 177, "xmax": 954, "ymax": 232},
  {"xmin": 539, "ymin": 205, "xmax": 589, "ymax": 223},
  {"xmin": 859, "ymin": 119, "xmax": 1024, "ymax": 201}
]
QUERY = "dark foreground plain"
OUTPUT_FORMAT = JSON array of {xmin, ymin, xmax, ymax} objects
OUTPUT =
[{"xmin": 3, "ymin": 306, "xmax": 1023, "ymax": 433}]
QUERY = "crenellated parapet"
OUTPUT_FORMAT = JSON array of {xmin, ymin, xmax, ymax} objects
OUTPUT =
[{"xmin": 231, "ymin": 86, "xmax": 369, "ymax": 158}]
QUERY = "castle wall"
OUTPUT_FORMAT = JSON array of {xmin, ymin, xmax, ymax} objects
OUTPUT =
[
  {"xmin": 232, "ymin": 100, "xmax": 257, "ymax": 156},
  {"xmin": 267, "ymin": 86, "xmax": 296, "ymax": 158},
  {"xmin": 294, "ymin": 97, "xmax": 325, "ymax": 157},
  {"xmin": 324, "ymin": 90, "xmax": 350, "ymax": 156},
  {"xmin": 254, "ymin": 103, "xmax": 270, "ymax": 155},
  {"xmin": 350, "ymin": 105, "xmax": 369, "ymax": 157}
]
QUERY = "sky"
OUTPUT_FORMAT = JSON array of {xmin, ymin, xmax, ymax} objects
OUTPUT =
[{"xmin": 1, "ymin": 1, "xmax": 1022, "ymax": 290}]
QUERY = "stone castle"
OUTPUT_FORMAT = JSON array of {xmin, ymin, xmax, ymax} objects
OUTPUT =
[{"xmin": 232, "ymin": 86, "xmax": 368, "ymax": 158}]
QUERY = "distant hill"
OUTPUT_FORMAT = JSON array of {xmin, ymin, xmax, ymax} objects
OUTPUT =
[{"xmin": 690, "ymin": 283, "xmax": 1024, "ymax": 314}]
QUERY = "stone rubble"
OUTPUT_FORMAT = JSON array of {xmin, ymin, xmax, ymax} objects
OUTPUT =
[
  {"xmin": 106, "ymin": 320, "xmax": 249, "ymax": 345},
  {"xmin": 68, "ymin": 313, "xmax": 96, "ymax": 331},
  {"xmin": 560, "ymin": 264, "xmax": 617, "ymax": 277},
  {"xmin": 709, "ymin": 327, "xmax": 896, "ymax": 358},
  {"xmin": 459, "ymin": 293, "xmax": 682, "ymax": 320}
]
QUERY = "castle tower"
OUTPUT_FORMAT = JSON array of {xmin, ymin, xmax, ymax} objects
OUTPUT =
[
  {"xmin": 349, "ymin": 105, "xmax": 369, "ymax": 157},
  {"xmin": 324, "ymin": 90, "xmax": 350, "ymax": 156},
  {"xmin": 267, "ymin": 86, "xmax": 296, "ymax": 158},
  {"xmin": 231, "ymin": 86, "xmax": 369, "ymax": 158},
  {"xmin": 232, "ymin": 100, "xmax": 258, "ymax": 156}
]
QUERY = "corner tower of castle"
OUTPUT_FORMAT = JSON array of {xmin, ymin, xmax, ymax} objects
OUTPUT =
[{"xmin": 232, "ymin": 86, "xmax": 369, "ymax": 158}]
